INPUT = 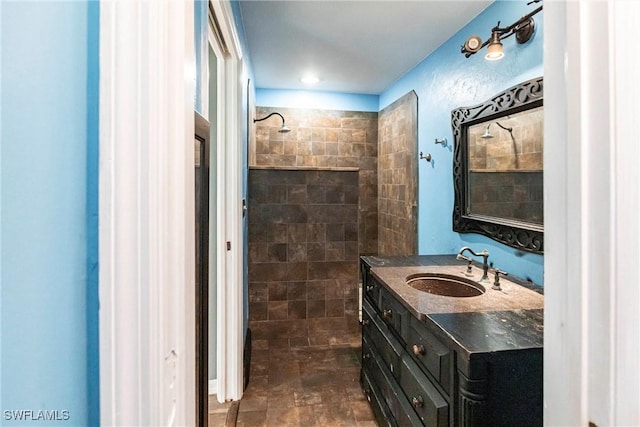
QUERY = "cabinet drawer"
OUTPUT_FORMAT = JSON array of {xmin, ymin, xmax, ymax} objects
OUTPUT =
[
  {"xmin": 399, "ymin": 354, "xmax": 449, "ymax": 427},
  {"xmin": 406, "ymin": 316, "xmax": 452, "ymax": 393},
  {"xmin": 362, "ymin": 265, "xmax": 381, "ymax": 307},
  {"xmin": 362, "ymin": 335, "xmax": 423, "ymax": 427},
  {"xmin": 379, "ymin": 286, "xmax": 407, "ymax": 340},
  {"xmin": 362, "ymin": 299, "xmax": 403, "ymax": 380},
  {"xmin": 361, "ymin": 368, "xmax": 397, "ymax": 427}
]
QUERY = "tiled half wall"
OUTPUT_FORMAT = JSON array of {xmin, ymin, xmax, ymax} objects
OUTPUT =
[
  {"xmin": 251, "ymin": 106, "xmax": 378, "ymax": 255},
  {"xmin": 248, "ymin": 169, "xmax": 360, "ymax": 348}
]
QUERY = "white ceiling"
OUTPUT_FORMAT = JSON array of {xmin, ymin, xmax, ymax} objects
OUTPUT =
[{"xmin": 238, "ymin": 1, "xmax": 493, "ymax": 95}]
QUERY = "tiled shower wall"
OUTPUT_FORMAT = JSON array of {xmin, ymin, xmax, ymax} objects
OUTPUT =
[
  {"xmin": 377, "ymin": 91, "xmax": 418, "ymax": 256},
  {"xmin": 248, "ymin": 169, "xmax": 361, "ymax": 348},
  {"xmin": 469, "ymin": 171, "xmax": 543, "ymax": 224},
  {"xmin": 252, "ymin": 106, "xmax": 378, "ymax": 255},
  {"xmin": 468, "ymin": 106, "xmax": 543, "ymax": 171},
  {"xmin": 467, "ymin": 105, "xmax": 544, "ymax": 224}
]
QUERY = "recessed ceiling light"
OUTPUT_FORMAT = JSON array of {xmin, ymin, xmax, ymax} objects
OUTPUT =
[{"xmin": 300, "ymin": 75, "xmax": 320, "ymax": 85}]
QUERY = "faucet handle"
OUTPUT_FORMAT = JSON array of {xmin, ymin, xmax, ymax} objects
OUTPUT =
[
  {"xmin": 491, "ymin": 268, "xmax": 508, "ymax": 290},
  {"xmin": 456, "ymin": 253, "xmax": 474, "ymax": 277}
]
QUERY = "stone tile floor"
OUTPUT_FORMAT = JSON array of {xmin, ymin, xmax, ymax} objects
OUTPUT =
[
  {"xmin": 209, "ymin": 395, "xmax": 236, "ymax": 426},
  {"xmin": 234, "ymin": 344, "xmax": 376, "ymax": 426}
]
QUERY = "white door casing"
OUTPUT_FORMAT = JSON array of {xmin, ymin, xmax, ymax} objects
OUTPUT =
[
  {"xmin": 99, "ymin": 1, "xmax": 196, "ymax": 425},
  {"xmin": 544, "ymin": 1, "xmax": 640, "ymax": 425},
  {"xmin": 208, "ymin": 0, "xmax": 245, "ymax": 403}
]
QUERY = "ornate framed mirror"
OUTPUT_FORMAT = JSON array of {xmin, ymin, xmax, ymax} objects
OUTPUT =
[{"xmin": 451, "ymin": 76, "xmax": 543, "ymax": 254}]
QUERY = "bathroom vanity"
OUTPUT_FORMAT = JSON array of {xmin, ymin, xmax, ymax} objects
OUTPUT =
[{"xmin": 359, "ymin": 255, "xmax": 543, "ymax": 427}]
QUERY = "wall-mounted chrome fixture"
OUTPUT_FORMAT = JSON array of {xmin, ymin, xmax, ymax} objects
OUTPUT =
[
  {"xmin": 419, "ymin": 152, "xmax": 432, "ymax": 162},
  {"xmin": 481, "ymin": 121, "xmax": 513, "ymax": 139},
  {"xmin": 434, "ymin": 137, "xmax": 447, "ymax": 147},
  {"xmin": 461, "ymin": 0, "xmax": 542, "ymax": 61},
  {"xmin": 253, "ymin": 112, "xmax": 291, "ymax": 133}
]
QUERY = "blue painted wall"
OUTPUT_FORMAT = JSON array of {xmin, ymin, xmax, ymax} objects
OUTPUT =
[
  {"xmin": 1, "ymin": 1, "xmax": 99, "ymax": 425},
  {"xmin": 380, "ymin": 1, "xmax": 544, "ymax": 285},
  {"xmin": 85, "ymin": 2, "xmax": 100, "ymax": 424},
  {"xmin": 194, "ymin": 0, "xmax": 208, "ymax": 115},
  {"xmin": 256, "ymin": 88, "xmax": 379, "ymax": 112}
]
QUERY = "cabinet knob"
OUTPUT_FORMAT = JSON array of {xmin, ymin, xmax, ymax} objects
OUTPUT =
[
  {"xmin": 412, "ymin": 395, "xmax": 424, "ymax": 408},
  {"xmin": 363, "ymin": 352, "xmax": 371, "ymax": 360},
  {"xmin": 366, "ymin": 284, "xmax": 374, "ymax": 292},
  {"xmin": 382, "ymin": 309, "xmax": 393, "ymax": 319},
  {"xmin": 362, "ymin": 319, "xmax": 370, "ymax": 326},
  {"xmin": 412, "ymin": 344, "xmax": 426, "ymax": 356}
]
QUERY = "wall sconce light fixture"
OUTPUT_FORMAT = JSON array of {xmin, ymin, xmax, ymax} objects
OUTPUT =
[
  {"xmin": 461, "ymin": 1, "xmax": 542, "ymax": 60},
  {"xmin": 253, "ymin": 112, "xmax": 291, "ymax": 133}
]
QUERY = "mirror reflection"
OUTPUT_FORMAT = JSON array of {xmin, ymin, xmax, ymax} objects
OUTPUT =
[
  {"xmin": 452, "ymin": 76, "xmax": 543, "ymax": 253},
  {"xmin": 467, "ymin": 106, "xmax": 543, "ymax": 225}
]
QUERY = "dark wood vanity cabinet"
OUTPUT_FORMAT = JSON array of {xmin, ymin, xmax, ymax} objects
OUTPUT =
[{"xmin": 359, "ymin": 257, "xmax": 543, "ymax": 427}]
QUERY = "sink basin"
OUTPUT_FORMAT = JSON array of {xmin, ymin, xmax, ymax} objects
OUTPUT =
[{"xmin": 406, "ymin": 273, "xmax": 485, "ymax": 298}]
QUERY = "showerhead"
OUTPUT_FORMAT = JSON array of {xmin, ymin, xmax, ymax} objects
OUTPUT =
[
  {"xmin": 253, "ymin": 112, "xmax": 291, "ymax": 134},
  {"xmin": 481, "ymin": 121, "xmax": 512, "ymax": 139},
  {"xmin": 481, "ymin": 124, "xmax": 494, "ymax": 139}
]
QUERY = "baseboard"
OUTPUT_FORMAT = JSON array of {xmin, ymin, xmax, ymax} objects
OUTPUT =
[{"xmin": 208, "ymin": 379, "xmax": 217, "ymax": 395}]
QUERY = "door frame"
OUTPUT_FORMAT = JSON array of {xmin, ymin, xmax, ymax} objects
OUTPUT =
[
  {"xmin": 99, "ymin": 1, "xmax": 196, "ymax": 425},
  {"xmin": 544, "ymin": 1, "xmax": 640, "ymax": 425},
  {"xmin": 99, "ymin": 0, "xmax": 245, "ymax": 422},
  {"xmin": 208, "ymin": 0, "xmax": 245, "ymax": 403}
]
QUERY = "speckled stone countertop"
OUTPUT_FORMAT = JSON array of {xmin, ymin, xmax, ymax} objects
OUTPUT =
[{"xmin": 362, "ymin": 255, "xmax": 544, "ymax": 356}]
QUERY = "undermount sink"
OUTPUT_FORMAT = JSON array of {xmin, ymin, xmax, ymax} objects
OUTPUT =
[{"xmin": 406, "ymin": 273, "xmax": 485, "ymax": 298}]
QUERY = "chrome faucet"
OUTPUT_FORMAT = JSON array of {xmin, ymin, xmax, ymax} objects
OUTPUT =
[{"xmin": 456, "ymin": 246, "xmax": 490, "ymax": 282}]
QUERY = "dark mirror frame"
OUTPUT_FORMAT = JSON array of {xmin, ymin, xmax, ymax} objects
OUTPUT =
[{"xmin": 451, "ymin": 76, "xmax": 544, "ymax": 254}]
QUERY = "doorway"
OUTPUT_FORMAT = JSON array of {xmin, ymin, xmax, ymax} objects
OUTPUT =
[{"xmin": 195, "ymin": 112, "xmax": 211, "ymax": 427}]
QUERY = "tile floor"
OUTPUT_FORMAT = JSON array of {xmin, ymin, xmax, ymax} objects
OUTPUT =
[
  {"xmin": 234, "ymin": 344, "xmax": 376, "ymax": 426},
  {"xmin": 209, "ymin": 395, "xmax": 236, "ymax": 426}
]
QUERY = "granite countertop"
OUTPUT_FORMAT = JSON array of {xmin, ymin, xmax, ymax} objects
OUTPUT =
[
  {"xmin": 362, "ymin": 255, "xmax": 544, "ymax": 356},
  {"xmin": 370, "ymin": 264, "xmax": 543, "ymax": 317}
]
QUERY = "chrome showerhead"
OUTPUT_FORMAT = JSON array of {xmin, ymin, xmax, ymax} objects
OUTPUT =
[
  {"xmin": 481, "ymin": 124, "xmax": 494, "ymax": 139},
  {"xmin": 481, "ymin": 121, "xmax": 512, "ymax": 139}
]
